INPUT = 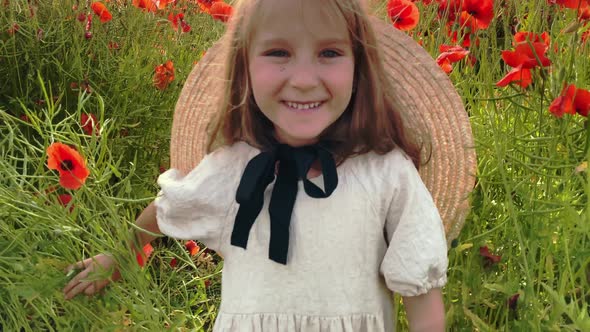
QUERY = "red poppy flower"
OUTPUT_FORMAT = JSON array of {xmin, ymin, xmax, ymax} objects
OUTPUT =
[
  {"xmin": 580, "ymin": 1, "xmax": 590, "ymax": 20},
  {"xmin": 197, "ymin": 0, "xmax": 221, "ymax": 14},
  {"xmin": 80, "ymin": 113, "xmax": 100, "ymax": 136},
  {"xmin": 435, "ymin": 44, "xmax": 470, "ymax": 74},
  {"xmin": 496, "ymin": 66, "xmax": 532, "ymax": 88},
  {"xmin": 170, "ymin": 257, "xmax": 178, "ymax": 268},
  {"xmin": 153, "ymin": 60, "xmax": 175, "ymax": 90},
  {"xmin": 7, "ymin": 22, "xmax": 20, "ymax": 35},
  {"xmin": 132, "ymin": 0, "xmax": 168, "ymax": 12},
  {"xmin": 549, "ymin": 84, "xmax": 577, "ymax": 117},
  {"xmin": 185, "ymin": 240, "xmax": 200, "ymax": 256},
  {"xmin": 548, "ymin": 84, "xmax": 590, "ymax": 117},
  {"xmin": 58, "ymin": 194, "xmax": 74, "ymax": 212},
  {"xmin": 574, "ymin": 88, "xmax": 590, "ymax": 116},
  {"xmin": 136, "ymin": 243, "xmax": 154, "ymax": 267},
  {"xmin": 479, "ymin": 246, "xmax": 502, "ymax": 267},
  {"xmin": 387, "ymin": 0, "xmax": 420, "ymax": 31},
  {"xmin": 90, "ymin": 2, "xmax": 112, "ymax": 23},
  {"xmin": 58, "ymin": 193, "xmax": 72, "ymax": 204},
  {"xmin": 46, "ymin": 143, "xmax": 90, "ymax": 190},
  {"xmin": 508, "ymin": 293, "xmax": 520, "ymax": 311},
  {"xmin": 168, "ymin": 12, "xmax": 191, "ymax": 33},
  {"xmin": 502, "ymin": 42, "xmax": 551, "ymax": 69},
  {"xmin": 209, "ymin": 1, "xmax": 233, "ymax": 23},
  {"xmin": 514, "ymin": 31, "xmax": 551, "ymax": 47},
  {"xmin": 459, "ymin": 0, "xmax": 494, "ymax": 30},
  {"xmin": 132, "ymin": 0, "xmax": 155, "ymax": 12},
  {"xmin": 552, "ymin": 0, "xmax": 586, "ymax": 9},
  {"xmin": 84, "ymin": 13, "xmax": 92, "ymax": 40}
]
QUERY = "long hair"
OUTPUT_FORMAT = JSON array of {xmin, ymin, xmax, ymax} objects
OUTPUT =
[{"xmin": 206, "ymin": 0, "xmax": 423, "ymax": 168}]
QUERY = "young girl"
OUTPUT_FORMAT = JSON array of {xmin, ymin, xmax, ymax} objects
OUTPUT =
[{"xmin": 64, "ymin": 0, "xmax": 474, "ymax": 330}]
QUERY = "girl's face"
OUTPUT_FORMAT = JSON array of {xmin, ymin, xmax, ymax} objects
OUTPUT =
[{"xmin": 248, "ymin": 0, "xmax": 355, "ymax": 147}]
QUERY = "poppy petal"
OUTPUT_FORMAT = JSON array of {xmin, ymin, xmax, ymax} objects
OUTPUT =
[
  {"xmin": 496, "ymin": 66, "xmax": 532, "ymax": 88},
  {"xmin": 137, "ymin": 243, "xmax": 154, "ymax": 267},
  {"xmin": 185, "ymin": 240, "xmax": 200, "ymax": 256},
  {"xmin": 574, "ymin": 88, "xmax": 590, "ymax": 116},
  {"xmin": 90, "ymin": 2, "xmax": 112, "ymax": 23},
  {"xmin": 549, "ymin": 84, "xmax": 576, "ymax": 117},
  {"xmin": 209, "ymin": 2, "xmax": 233, "ymax": 23},
  {"xmin": 479, "ymin": 246, "xmax": 502, "ymax": 266}
]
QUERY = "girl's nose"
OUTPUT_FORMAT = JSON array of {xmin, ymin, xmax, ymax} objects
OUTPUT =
[{"xmin": 287, "ymin": 61, "xmax": 320, "ymax": 90}]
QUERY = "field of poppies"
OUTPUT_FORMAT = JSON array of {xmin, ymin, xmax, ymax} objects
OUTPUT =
[{"xmin": 1, "ymin": 0, "xmax": 589, "ymax": 331}]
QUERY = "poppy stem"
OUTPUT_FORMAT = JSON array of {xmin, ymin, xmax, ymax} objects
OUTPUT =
[{"xmin": 585, "ymin": 119, "xmax": 590, "ymax": 158}]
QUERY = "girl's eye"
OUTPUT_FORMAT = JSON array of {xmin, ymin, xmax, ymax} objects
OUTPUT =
[
  {"xmin": 266, "ymin": 50, "xmax": 289, "ymax": 57},
  {"xmin": 321, "ymin": 49, "xmax": 341, "ymax": 58}
]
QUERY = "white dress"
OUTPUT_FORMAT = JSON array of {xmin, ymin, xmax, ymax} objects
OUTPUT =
[{"xmin": 155, "ymin": 141, "xmax": 448, "ymax": 332}]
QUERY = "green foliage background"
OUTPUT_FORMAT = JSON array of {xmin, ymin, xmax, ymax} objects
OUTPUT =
[{"xmin": 1, "ymin": 0, "xmax": 589, "ymax": 331}]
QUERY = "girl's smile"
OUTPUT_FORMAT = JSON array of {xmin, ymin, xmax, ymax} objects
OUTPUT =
[{"xmin": 282, "ymin": 100, "xmax": 325, "ymax": 113}]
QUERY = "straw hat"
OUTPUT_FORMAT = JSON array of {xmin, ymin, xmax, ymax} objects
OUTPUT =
[{"xmin": 169, "ymin": 17, "xmax": 477, "ymax": 244}]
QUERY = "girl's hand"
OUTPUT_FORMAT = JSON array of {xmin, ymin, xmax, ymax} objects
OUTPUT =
[{"xmin": 62, "ymin": 253, "xmax": 121, "ymax": 300}]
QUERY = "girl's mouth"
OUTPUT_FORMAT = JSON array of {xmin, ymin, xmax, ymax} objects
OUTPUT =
[{"xmin": 282, "ymin": 101, "xmax": 324, "ymax": 112}]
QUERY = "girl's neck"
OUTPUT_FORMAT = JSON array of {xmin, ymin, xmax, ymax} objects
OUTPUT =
[{"xmin": 307, "ymin": 160, "xmax": 322, "ymax": 179}]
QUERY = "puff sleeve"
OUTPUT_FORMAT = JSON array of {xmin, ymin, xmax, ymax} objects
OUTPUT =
[
  {"xmin": 155, "ymin": 147, "xmax": 239, "ymax": 252},
  {"xmin": 379, "ymin": 151, "xmax": 448, "ymax": 297}
]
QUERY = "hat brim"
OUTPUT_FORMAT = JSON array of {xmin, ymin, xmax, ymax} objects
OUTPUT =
[{"xmin": 171, "ymin": 17, "xmax": 476, "ymax": 243}]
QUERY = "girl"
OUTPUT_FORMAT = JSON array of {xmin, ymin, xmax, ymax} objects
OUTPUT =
[{"xmin": 64, "ymin": 0, "xmax": 476, "ymax": 330}]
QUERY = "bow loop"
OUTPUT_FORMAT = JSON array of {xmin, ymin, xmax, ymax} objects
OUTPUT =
[
  {"xmin": 231, "ymin": 143, "xmax": 339, "ymax": 265},
  {"xmin": 235, "ymin": 151, "xmax": 275, "ymax": 203}
]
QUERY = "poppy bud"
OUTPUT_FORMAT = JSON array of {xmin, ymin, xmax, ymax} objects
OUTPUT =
[{"xmin": 85, "ymin": 31, "xmax": 93, "ymax": 40}]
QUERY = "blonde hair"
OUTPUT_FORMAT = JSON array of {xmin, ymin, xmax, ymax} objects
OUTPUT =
[{"xmin": 207, "ymin": 0, "xmax": 422, "ymax": 168}]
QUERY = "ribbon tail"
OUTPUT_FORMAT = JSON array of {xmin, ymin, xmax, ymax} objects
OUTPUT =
[
  {"xmin": 231, "ymin": 150, "xmax": 276, "ymax": 250},
  {"xmin": 231, "ymin": 195, "xmax": 265, "ymax": 249},
  {"xmin": 268, "ymin": 160, "xmax": 298, "ymax": 265}
]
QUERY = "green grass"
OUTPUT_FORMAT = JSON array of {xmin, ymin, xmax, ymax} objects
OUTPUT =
[{"xmin": 1, "ymin": 0, "xmax": 589, "ymax": 331}]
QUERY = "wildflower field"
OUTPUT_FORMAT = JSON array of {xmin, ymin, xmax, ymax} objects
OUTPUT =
[{"xmin": 1, "ymin": 0, "xmax": 589, "ymax": 331}]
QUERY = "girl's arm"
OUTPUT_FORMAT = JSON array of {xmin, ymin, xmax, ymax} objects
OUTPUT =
[
  {"xmin": 63, "ymin": 201, "xmax": 161, "ymax": 299},
  {"xmin": 402, "ymin": 288, "xmax": 445, "ymax": 332},
  {"xmin": 131, "ymin": 201, "xmax": 161, "ymax": 251}
]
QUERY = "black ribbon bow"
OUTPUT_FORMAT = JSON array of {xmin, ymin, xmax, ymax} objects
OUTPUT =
[{"xmin": 231, "ymin": 144, "xmax": 338, "ymax": 264}]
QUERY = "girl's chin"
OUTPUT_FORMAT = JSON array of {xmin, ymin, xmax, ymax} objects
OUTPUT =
[{"xmin": 274, "ymin": 131, "xmax": 322, "ymax": 146}]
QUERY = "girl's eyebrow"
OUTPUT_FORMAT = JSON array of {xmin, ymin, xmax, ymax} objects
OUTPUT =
[
  {"xmin": 257, "ymin": 37, "xmax": 350, "ymax": 48},
  {"xmin": 318, "ymin": 38, "xmax": 350, "ymax": 47}
]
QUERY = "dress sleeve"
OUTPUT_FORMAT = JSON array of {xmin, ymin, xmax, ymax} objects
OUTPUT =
[
  {"xmin": 155, "ymin": 147, "xmax": 237, "ymax": 251},
  {"xmin": 379, "ymin": 151, "xmax": 448, "ymax": 297}
]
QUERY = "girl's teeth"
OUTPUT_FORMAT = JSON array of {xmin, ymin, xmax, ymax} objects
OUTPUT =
[{"xmin": 286, "ymin": 101, "xmax": 322, "ymax": 110}]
